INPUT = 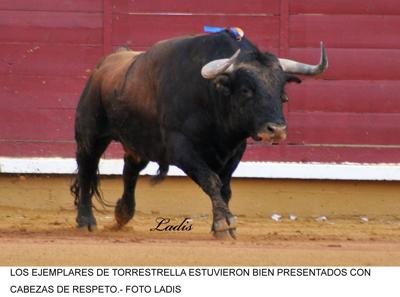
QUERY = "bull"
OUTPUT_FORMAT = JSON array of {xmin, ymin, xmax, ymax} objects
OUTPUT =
[{"xmin": 71, "ymin": 30, "xmax": 327, "ymax": 238}]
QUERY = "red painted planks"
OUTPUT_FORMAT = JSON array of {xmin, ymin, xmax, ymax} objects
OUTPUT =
[
  {"xmin": 287, "ymin": 80, "xmax": 400, "ymax": 113},
  {"xmin": 113, "ymin": 0, "xmax": 280, "ymax": 14},
  {"xmin": 288, "ymin": 48, "xmax": 400, "ymax": 80},
  {"xmin": 103, "ymin": 0, "xmax": 113, "ymax": 55},
  {"xmin": 290, "ymin": 0, "xmax": 400, "ymax": 15},
  {"xmin": 112, "ymin": 14, "xmax": 279, "ymax": 50},
  {"xmin": 244, "ymin": 144, "xmax": 400, "ymax": 163},
  {"xmin": 289, "ymin": 15, "xmax": 400, "ymax": 49},
  {"xmin": 0, "ymin": 26, "xmax": 102, "ymax": 45},
  {"xmin": 279, "ymin": 0, "xmax": 289, "ymax": 56},
  {"xmin": 0, "ymin": 11, "xmax": 102, "ymax": 28},
  {"xmin": 287, "ymin": 112, "xmax": 400, "ymax": 145},
  {"xmin": 0, "ymin": 44, "xmax": 102, "ymax": 77},
  {"xmin": 0, "ymin": 0, "xmax": 102, "ymax": 12},
  {"xmin": 1, "ymin": 140, "xmax": 399, "ymax": 163},
  {"xmin": 0, "ymin": 0, "xmax": 398, "ymax": 166},
  {"xmin": 0, "ymin": 75, "xmax": 85, "ymax": 109},
  {"xmin": 0, "ymin": 108, "xmax": 75, "ymax": 141},
  {"xmin": 0, "ymin": 11, "xmax": 102, "ymax": 44}
]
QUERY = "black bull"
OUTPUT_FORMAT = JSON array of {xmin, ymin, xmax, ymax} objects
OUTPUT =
[{"xmin": 71, "ymin": 31, "xmax": 327, "ymax": 238}]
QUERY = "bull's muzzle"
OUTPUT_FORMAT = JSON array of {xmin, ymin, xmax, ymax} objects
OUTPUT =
[{"xmin": 254, "ymin": 123, "xmax": 287, "ymax": 143}]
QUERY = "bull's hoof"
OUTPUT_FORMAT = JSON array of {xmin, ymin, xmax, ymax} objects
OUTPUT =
[
  {"xmin": 115, "ymin": 198, "xmax": 134, "ymax": 227},
  {"xmin": 227, "ymin": 216, "xmax": 237, "ymax": 228},
  {"xmin": 213, "ymin": 230, "xmax": 230, "ymax": 239},
  {"xmin": 213, "ymin": 218, "xmax": 229, "ymax": 232},
  {"xmin": 76, "ymin": 216, "xmax": 97, "ymax": 232},
  {"xmin": 227, "ymin": 216, "xmax": 237, "ymax": 239},
  {"xmin": 228, "ymin": 228, "xmax": 237, "ymax": 239},
  {"xmin": 212, "ymin": 217, "xmax": 237, "ymax": 239}
]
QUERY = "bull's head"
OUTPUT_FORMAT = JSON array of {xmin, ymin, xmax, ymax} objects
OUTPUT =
[{"xmin": 201, "ymin": 43, "xmax": 328, "ymax": 143}]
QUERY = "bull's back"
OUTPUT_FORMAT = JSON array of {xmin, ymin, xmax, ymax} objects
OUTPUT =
[
  {"xmin": 93, "ymin": 50, "xmax": 143, "ymax": 98},
  {"xmin": 89, "ymin": 48, "xmax": 164, "ymax": 159}
]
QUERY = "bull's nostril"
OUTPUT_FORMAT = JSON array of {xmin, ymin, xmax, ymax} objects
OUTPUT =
[
  {"xmin": 265, "ymin": 123, "xmax": 287, "ymax": 137},
  {"xmin": 267, "ymin": 125, "xmax": 275, "ymax": 133}
]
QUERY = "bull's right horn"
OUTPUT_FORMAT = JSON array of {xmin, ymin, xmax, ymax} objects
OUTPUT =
[
  {"xmin": 279, "ymin": 42, "xmax": 328, "ymax": 75},
  {"xmin": 201, "ymin": 49, "xmax": 241, "ymax": 79}
]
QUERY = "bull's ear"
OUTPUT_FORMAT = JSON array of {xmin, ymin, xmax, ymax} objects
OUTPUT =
[
  {"xmin": 286, "ymin": 75, "xmax": 302, "ymax": 84},
  {"xmin": 213, "ymin": 74, "xmax": 232, "ymax": 96}
]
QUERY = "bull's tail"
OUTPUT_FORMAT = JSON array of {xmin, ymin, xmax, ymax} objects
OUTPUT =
[
  {"xmin": 70, "ymin": 163, "xmax": 113, "ymax": 211},
  {"xmin": 71, "ymin": 68, "xmax": 113, "ymax": 211},
  {"xmin": 70, "ymin": 176, "xmax": 80, "ymax": 208},
  {"xmin": 71, "ymin": 170, "xmax": 104, "ymax": 209}
]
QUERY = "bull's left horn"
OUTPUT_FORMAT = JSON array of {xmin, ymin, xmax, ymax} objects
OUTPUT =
[
  {"xmin": 279, "ymin": 42, "xmax": 328, "ymax": 75},
  {"xmin": 201, "ymin": 49, "xmax": 240, "ymax": 79}
]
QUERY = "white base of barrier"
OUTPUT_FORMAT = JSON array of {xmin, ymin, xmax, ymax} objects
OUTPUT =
[{"xmin": 1, "ymin": 157, "xmax": 400, "ymax": 180}]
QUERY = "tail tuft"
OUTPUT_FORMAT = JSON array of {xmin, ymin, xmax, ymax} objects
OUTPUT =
[
  {"xmin": 70, "ymin": 177, "xmax": 80, "ymax": 208},
  {"xmin": 70, "ymin": 169, "xmax": 114, "ymax": 211}
]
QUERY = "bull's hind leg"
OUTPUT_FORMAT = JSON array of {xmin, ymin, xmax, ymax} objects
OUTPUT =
[
  {"xmin": 74, "ymin": 139, "xmax": 110, "ymax": 231},
  {"xmin": 115, "ymin": 153, "xmax": 148, "ymax": 227}
]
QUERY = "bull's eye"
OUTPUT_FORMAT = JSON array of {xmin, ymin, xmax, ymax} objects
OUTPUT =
[
  {"xmin": 282, "ymin": 93, "xmax": 289, "ymax": 103},
  {"xmin": 240, "ymin": 87, "xmax": 253, "ymax": 98}
]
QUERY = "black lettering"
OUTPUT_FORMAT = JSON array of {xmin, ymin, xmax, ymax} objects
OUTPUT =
[
  {"xmin": 10, "ymin": 268, "xmax": 28, "ymax": 277},
  {"xmin": 150, "ymin": 217, "xmax": 170, "ymax": 231},
  {"xmin": 150, "ymin": 217, "xmax": 193, "ymax": 232},
  {"xmin": 154, "ymin": 285, "xmax": 181, "ymax": 294}
]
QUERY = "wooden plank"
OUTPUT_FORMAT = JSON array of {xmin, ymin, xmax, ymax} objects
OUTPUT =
[
  {"xmin": 0, "ymin": 0, "xmax": 103, "ymax": 12},
  {"xmin": 287, "ymin": 112, "xmax": 400, "ymax": 145},
  {"xmin": 113, "ymin": 0, "xmax": 280, "ymax": 14},
  {"xmin": 287, "ymin": 80, "xmax": 400, "ymax": 113},
  {"xmin": 0, "ymin": 11, "xmax": 102, "ymax": 28},
  {"xmin": 0, "ymin": 26, "xmax": 102, "ymax": 45},
  {"xmin": 0, "ymin": 11, "xmax": 102, "ymax": 44},
  {"xmin": 290, "ymin": 15, "xmax": 400, "ymax": 49},
  {"xmin": 112, "ymin": 14, "xmax": 280, "ymax": 50},
  {"xmin": 244, "ymin": 144, "xmax": 400, "ymax": 163},
  {"xmin": 289, "ymin": 0, "xmax": 400, "ymax": 15},
  {"xmin": 288, "ymin": 48, "xmax": 400, "ymax": 80},
  {"xmin": 0, "ymin": 108, "xmax": 74, "ymax": 141},
  {"xmin": 1, "ymin": 140, "xmax": 399, "ymax": 164},
  {"xmin": 0, "ymin": 141, "xmax": 76, "ymax": 158},
  {"xmin": 0, "ymin": 44, "xmax": 102, "ymax": 76},
  {"xmin": 0, "ymin": 75, "xmax": 85, "ymax": 109}
]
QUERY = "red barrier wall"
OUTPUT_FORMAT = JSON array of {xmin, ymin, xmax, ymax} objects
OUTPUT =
[{"xmin": 1, "ymin": 0, "xmax": 399, "ymax": 163}]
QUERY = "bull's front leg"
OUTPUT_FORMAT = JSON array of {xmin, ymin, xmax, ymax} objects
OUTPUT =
[
  {"xmin": 168, "ymin": 135, "xmax": 237, "ymax": 238},
  {"xmin": 186, "ymin": 166, "xmax": 237, "ymax": 238},
  {"xmin": 217, "ymin": 142, "xmax": 246, "ymax": 238}
]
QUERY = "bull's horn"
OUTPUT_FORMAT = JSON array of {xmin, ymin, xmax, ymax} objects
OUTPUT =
[
  {"xmin": 279, "ymin": 42, "xmax": 328, "ymax": 75},
  {"xmin": 201, "ymin": 49, "xmax": 240, "ymax": 79}
]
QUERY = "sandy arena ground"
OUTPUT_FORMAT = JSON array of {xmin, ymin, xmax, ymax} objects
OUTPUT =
[{"xmin": 0, "ymin": 175, "xmax": 399, "ymax": 266}]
